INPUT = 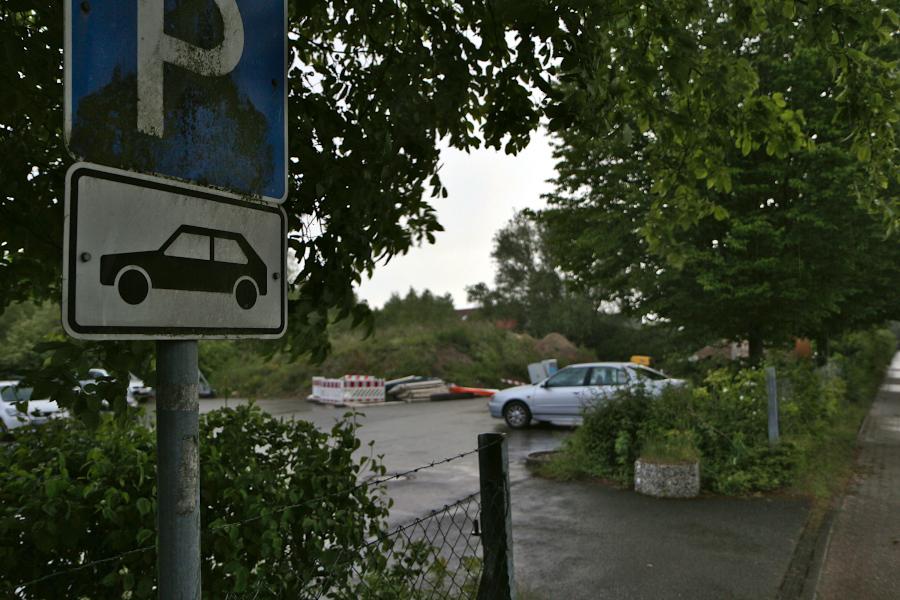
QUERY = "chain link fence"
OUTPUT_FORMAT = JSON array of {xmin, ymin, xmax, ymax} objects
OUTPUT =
[
  {"xmin": 284, "ymin": 491, "xmax": 486, "ymax": 600},
  {"xmin": 9, "ymin": 433, "xmax": 513, "ymax": 600}
]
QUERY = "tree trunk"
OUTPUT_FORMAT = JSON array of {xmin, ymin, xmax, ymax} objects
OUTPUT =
[
  {"xmin": 816, "ymin": 334, "xmax": 829, "ymax": 366},
  {"xmin": 748, "ymin": 331, "xmax": 764, "ymax": 365}
]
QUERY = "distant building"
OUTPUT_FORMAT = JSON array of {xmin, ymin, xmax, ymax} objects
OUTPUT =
[{"xmin": 691, "ymin": 341, "xmax": 749, "ymax": 362}]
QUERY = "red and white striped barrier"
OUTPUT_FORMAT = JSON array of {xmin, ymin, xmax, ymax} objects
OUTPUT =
[{"xmin": 311, "ymin": 375, "xmax": 386, "ymax": 405}]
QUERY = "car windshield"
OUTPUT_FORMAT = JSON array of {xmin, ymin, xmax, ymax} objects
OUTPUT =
[
  {"xmin": 632, "ymin": 367, "xmax": 668, "ymax": 381},
  {"xmin": 1, "ymin": 386, "xmax": 33, "ymax": 403}
]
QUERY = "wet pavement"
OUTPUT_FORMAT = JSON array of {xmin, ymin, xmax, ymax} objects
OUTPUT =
[
  {"xmin": 512, "ymin": 479, "xmax": 807, "ymax": 599},
  {"xmin": 182, "ymin": 396, "xmax": 810, "ymax": 599},
  {"xmin": 192, "ymin": 397, "xmax": 569, "ymax": 523}
]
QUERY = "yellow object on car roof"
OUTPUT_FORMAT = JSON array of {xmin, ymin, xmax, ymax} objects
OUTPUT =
[{"xmin": 630, "ymin": 355, "xmax": 652, "ymax": 366}]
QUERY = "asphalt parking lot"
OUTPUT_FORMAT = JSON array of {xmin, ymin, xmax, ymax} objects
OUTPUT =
[
  {"xmin": 192, "ymin": 397, "xmax": 568, "ymax": 522},
  {"xmin": 184, "ymin": 397, "xmax": 808, "ymax": 599}
]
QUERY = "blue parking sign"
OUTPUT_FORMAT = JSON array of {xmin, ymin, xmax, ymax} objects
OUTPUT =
[{"xmin": 65, "ymin": 0, "xmax": 287, "ymax": 203}]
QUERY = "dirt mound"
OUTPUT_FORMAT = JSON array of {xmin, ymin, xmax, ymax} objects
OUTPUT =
[{"xmin": 535, "ymin": 333, "xmax": 581, "ymax": 361}]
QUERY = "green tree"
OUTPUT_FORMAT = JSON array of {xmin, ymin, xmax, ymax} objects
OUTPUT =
[
  {"xmin": 377, "ymin": 288, "xmax": 457, "ymax": 328},
  {"xmin": 542, "ymin": 38, "xmax": 900, "ymax": 361},
  {"xmin": 468, "ymin": 212, "xmax": 677, "ymax": 361},
  {"xmin": 2, "ymin": 1, "xmax": 897, "ymax": 414},
  {"xmin": 466, "ymin": 212, "xmax": 562, "ymax": 331},
  {"xmin": 0, "ymin": 301, "xmax": 62, "ymax": 376}
]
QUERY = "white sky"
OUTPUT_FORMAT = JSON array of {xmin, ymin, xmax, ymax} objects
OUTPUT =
[{"xmin": 355, "ymin": 128, "xmax": 557, "ymax": 309}]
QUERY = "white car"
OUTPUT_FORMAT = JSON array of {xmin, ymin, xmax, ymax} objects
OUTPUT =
[
  {"xmin": 0, "ymin": 380, "xmax": 66, "ymax": 434},
  {"xmin": 488, "ymin": 362, "xmax": 684, "ymax": 428},
  {"xmin": 81, "ymin": 369, "xmax": 140, "ymax": 408},
  {"xmin": 129, "ymin": 373, "xmax": 155, "ymax": 401}
]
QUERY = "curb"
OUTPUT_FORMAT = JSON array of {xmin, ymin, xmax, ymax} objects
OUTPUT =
[
  {"xmin": 776, "ymin": 507, "xmax": 837, "ymax": 599},
  {"xmin": 777, "ymin": 402, "xmax": 874, "ymax": 599}
]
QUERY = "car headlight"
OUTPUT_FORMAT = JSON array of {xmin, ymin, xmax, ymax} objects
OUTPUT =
[{"xmin": 5, "ymin": 407, "xmax": 20, "ymax": 416}]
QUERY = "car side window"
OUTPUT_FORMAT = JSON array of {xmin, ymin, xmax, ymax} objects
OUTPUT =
[
  {"xmin": 164, "ymin": 232, "xmax": 210, "ymax": 260},
  {"xmin": 546, "ymin": 367, "xmax": 589, "ymax": 387},
  {"xmin": 588, "ymin": 367, "xmax": 610, "ymax": 385},
  {"xmin": 1, "ymin": 386, "xmax": 31, "ymax": 402},
  {"xmin": 588, "ymin": 367, "xmax": 628, "ymax": 386},
  {"xmin": 214, "ymin": 238, "xmax": 248, "ymax": 264}
]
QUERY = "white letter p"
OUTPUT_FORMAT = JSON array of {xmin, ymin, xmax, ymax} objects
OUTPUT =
[{"xmin": 137, "ymin": 0, "xmax": 245, "ymax": 137}]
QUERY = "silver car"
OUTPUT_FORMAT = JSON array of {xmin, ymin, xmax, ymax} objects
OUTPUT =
[
  {"xmin": 0, "ymin": 381, "xmax": 66, "ymax": 435},
  {"xmin": 488, "ymin": 362, "xmax": 683, "ymax": 429}
]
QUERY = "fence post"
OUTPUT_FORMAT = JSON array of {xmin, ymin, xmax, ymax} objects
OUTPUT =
[
  {"xmin": 766, "ymin": 367, "xmax": 780, "ymax": 446},
  {"xmin": 477, "ymin": 433, "xmax": 515, "ymax": 600}
]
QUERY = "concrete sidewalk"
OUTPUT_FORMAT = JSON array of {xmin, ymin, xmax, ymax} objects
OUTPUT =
[{"xmin": 814, "ymin": 352, "xmax": 900, "ymax": 599}]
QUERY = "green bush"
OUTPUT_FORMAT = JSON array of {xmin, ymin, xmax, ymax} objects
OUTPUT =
[
  {"xmin": 0, "ymin": 405, "xmax": 432, "ymax": 599},
  {"xmin": 832, "ymin": 328, "xmax": 897, "ymax": 403},
  {"xmin": 546, "ymin": 328, "xmax": 897, "ymax": 495}
]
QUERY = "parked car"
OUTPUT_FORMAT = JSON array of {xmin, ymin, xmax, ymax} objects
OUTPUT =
[
  {"xmin": 128, "ymin": 373, "xmax": 155, "ymax": 402},
  {"xmin": 90, "ymin": 368, "xmax": 214, "ymax": 399},
  {"xmin": 488, "ymin": 362, "xmax": 684, "ymax": 429},
  {"xmin": 81, "ymin": 369, "xmax": 139, "ymax": 408},
  {"xmin": 0, "ymin": 380, "xmax": 66, "ymax": 435},
  {"xmin": 198, "ymin": 370, "xmax": 216, "ymax": 398}
]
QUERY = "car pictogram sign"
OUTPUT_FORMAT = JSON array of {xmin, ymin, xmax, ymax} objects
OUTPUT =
[{"xmin": 63, "ymin": 163, "xmax": 287, "ymax": 339}]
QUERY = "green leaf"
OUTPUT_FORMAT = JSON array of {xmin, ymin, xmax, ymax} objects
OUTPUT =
[
  {"xmin": 637, "ymin": 113, "xmax": 650, "ymax": 133},
  {"xmin": 137, "ymin": 528, "xmax": 154, "ymax": 544},
  {"xmin": 136, "ymin": 497, "xmax": 152, "ymax": 516},
  {"xmin": 781, "ymin": 1, "xmax": 795, "ymax": 19}
]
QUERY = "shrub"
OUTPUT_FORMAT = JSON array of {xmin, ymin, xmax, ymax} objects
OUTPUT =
[
  {"xmin": 832, "ymin": 328, "xmax": 897, "ymax": 403},
  {"xmin": 0, "ymin": 405, "xmax": 418, "ymax": 599},
  {"xmin": 547, "ymin": 328, "xmax": 897, "ymax": 495},
  {"xmin": 548, "ymin": 388, "xmax": 652, "ymax": 481}
]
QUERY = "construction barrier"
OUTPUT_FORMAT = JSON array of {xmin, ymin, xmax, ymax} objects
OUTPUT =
[{"xmin": 310, "ymin": 375, "xmax": 386, "ymax": 405}]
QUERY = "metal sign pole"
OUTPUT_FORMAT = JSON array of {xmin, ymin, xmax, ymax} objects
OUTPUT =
[
  {"xmin": 156, "ymin": 340, "xmax": 201, "ymax": 599},
  {"xmin": 766, "ymin": 367, "xmax": 780, "ymax": 447}
]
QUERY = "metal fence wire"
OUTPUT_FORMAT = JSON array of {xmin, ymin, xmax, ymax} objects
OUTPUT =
[{"xmin": 293, "ymin": 492, "xmax": 486, "ymax": 600}]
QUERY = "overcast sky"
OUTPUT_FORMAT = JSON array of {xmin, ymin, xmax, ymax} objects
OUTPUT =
[{"xmin": 355, "ymin": 128, "xmax": 557, "ymax": 309}]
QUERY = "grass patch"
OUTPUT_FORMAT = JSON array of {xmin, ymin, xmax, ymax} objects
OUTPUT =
[
  {"xmin": 639, "ymin": 430, "xmax": 700, "ymax": 464},
  {"xmin": 789, "ymin": 401, "xmax": 869, "ymax": 513}
]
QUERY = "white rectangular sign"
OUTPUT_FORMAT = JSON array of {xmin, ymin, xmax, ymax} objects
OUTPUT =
[{"xmin": 63, "ymin": 163, "xmax": 287, "ymax": 340}]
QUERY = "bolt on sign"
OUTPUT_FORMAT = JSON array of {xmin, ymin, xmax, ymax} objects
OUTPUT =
[{"xmin": 65, "ymin": 0, "xmax": 287, "ymax": 203}]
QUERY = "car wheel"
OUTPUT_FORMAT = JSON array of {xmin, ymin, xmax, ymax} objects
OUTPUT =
[
  {"xmin": 234, "ymin": 278, "xmax": 258, "ymax": 310},
  {"xmin": 117, "ymin": 268, "xmax": 150, "ymax": 305},
  {"xmin": 503, "ymin": 401, "xmax": 531, "ymax": 429}
]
